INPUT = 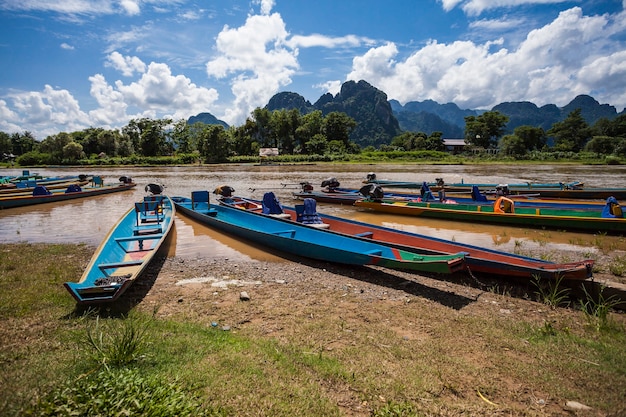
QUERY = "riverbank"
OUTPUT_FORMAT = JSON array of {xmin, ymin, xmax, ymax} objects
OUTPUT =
[{"xmin": 1, "ymin": 243, "xmax": 625, "ymax": 416}]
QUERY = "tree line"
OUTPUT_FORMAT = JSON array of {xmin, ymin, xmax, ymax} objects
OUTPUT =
[{"xmin": 2, "ymin": 106, "xmax": 626, "ymax": 166}]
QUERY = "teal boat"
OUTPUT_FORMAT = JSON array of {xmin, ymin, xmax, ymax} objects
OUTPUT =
[
  {"xmin": 64, "ymin": 187, "xmax": 174, "ymax": 304},
  {"xmin": 172, "ymin": 191, "xmax": 467, "ymax": 275},
  {"xmin": 0, "ymin": 177, "xmax": 135, "ymax": 209}
]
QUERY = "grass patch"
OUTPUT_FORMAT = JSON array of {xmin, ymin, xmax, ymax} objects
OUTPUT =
[{"xmin": 1, "ymin": 243, "xmax": 626, "ymax": 416}]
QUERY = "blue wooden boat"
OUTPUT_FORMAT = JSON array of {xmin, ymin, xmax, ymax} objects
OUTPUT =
[
  {"xmin": 64, "ymin": 187, "xmax": 175, "ymax": 304},
  {"xmin": 172, "ymin": 191, "xmax": 467, "ymax": 275},
  {"xmin": 0, "ymin": 176, "xmax": 136, "ymax": 209},
  {"xmin": 222, "ymin": 193, "xmax": 594, "ymax": 281}
]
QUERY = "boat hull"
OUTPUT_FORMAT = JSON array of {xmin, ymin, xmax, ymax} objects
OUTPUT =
[
  {"xmin": 225, "ymin": 197, "xmax": 594, "ymax": 281},
  {"xmin": 64, "ymin": 195, "xmax": 175, "ymax": 303},
  {"xmin": 0, "ymin": 182, "xmax": 136, "ymax": 209},
  {"xmin": 354, "ymin": 199, "xmax": 626, "ymax": 234},
  {"xmin": 173, "ymin": 195, "xmax": 466, "ymax": 275}
]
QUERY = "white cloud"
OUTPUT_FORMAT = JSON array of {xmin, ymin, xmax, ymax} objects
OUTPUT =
[
  {"xmin": 347, "ymin": 7, "xmax": 626, "ymax": 110},
  {"xmin": 3, "ymin": 85, "xmax": 91, "ymax": 137},
  {"xmin": 106, "ymin": 52, "xmax": 147, "ymax": 77},
  {"xmin": 469, "ymin": 17, "xmax": 526, "ymax": 31},
  {"xmin": 120, "ymin": 0, "xmax": 140, "ymax": 15},
  {"xmin": 254, "ymin": 0, "xmax": 275, "ymax": 15},
  {"xmin": 113, "ymin": 62, "xmax": 219, "ymax": 119},
  {"xmin": 206, "ymin": 12, "xmax": 299, "ymax": 124},
  {"xmin": 60, "ymin": 42, "xmax": 75, "ymax": 50},
  {"xmin": 315, "ymin": 80, "xmax": 342, "ymax": 96},
  {"xmin": 440, "ymin": 0, "xmax": 573, "ymax": 16},
  {"xmin": 287, "ymin": 34, "xmax": 370, "ymax": 49}
]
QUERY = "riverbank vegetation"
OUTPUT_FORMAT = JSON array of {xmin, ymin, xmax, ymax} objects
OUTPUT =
[
  {"xmin": 2, "ymin": 106, "xmax": 626, "ymax": 168},
  {"xmin": 1, "ymin": 243, "xmax": 625, "ymax": 416}
]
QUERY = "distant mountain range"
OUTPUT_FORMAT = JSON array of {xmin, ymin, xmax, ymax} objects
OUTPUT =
[{"xmin": 188, "ymin": 80, "xmax": 625, "ymax": 148}]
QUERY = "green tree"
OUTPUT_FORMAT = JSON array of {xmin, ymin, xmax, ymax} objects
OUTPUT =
[
  {"xmin": 499, "ymin": 134, "xmax": 527, "ymax": 156},
  {"xmin": 464, "ymin": 111, "xmax": 509, "ymax": 148},
  {"xmin": 251, "ymin": 108, "xmax": 273, "ymax": 148},
  {"xmin": 231, "ymin": 119, "xmax": 259, "ymax": 156},
  {"xmin": 547, "ymin": 109, "xmax": 591, "ymax": 152},
  {"xmin": 295, "ymin": 110, "xmax": 323, "ymax": 153},
  {"xmin": 98, "ymin": 129, "xmax": 121, "ymax": 156},
  {"xmin": 171, "ymin": 120, "xmax": 196, "ymax": 154},
  {"xmin": 585, "ymin": 136, "xmax": 619, "ymax": 155},
  {"xmin": 123, "ymin": 118, "xmax": 172, "ymax": 157},
  {"xmin": 198, "ymin": 125, "xmax": 231, "ymax": 163},
  {"xmin": 322, "ymin": 112, "xmax": 356, "ymax": 148},
  {"xmin": 306, "ymin": 133, "xmax": 328, "ymax": 154},
  {"xmin": 39, "ymin": 132, "xmax": 73, "ymax": 163},
  {"xmin": 593, "ymin": 114, "xmax": 626, "ymax": 138},
  {"xmin": 0, "ymin": 131, "xmax": 12, "ymax": 156},
  {"xmin": 62, "ymin": 141, "xmax": 84, "ymax": 162},
  {"xmin": 10, "ymin": 131, "xmax": 38, "ymax": 155},
  {"xmin": 513, "ymin": 125, "xmax": 546, "ymax": 151},
  {"xmin": 269, "ymin": 109, "xmax": 299, "ymax": 154}
]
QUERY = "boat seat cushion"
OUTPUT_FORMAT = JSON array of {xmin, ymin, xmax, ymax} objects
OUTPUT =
[
  {"xmin": 297, "ymin": 198, "xmax": 328, "ymax": 226},
  {"xmin": 262, "ymin": 192, "xmax": 287, "ymax": 215}
]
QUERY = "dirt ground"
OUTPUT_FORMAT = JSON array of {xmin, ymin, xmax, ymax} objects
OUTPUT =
[{"xmin": 110, "ymin": 246, "xmax": 626, "ymax": 416}]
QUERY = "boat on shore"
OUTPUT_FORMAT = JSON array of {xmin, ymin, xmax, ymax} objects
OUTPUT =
[
  {"xmin": 354, "ymin": 195, "xmax": 626, "ymax": 234},
  {"xmin": 173, "ymin": 191, "xmax": 467, "ymax": 275},
  {"xmin": 64, "ymin": 186, "xmax": 174, "ymax": 304},
  {"xmin": 220, "ymin": 193, "xmax": 594, "ymax": 281},
  {"xmin": 0, "ymin": 176, "xmax": 136, "ymax": 209}
]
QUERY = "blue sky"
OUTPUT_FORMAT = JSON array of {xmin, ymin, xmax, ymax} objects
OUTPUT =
[{"xmin": 1, "ymin": 0, "xmax": 625, "ymax": 140}]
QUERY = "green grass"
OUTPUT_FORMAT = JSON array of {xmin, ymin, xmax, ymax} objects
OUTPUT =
[{"xmin": 1, "ymin": 243, "xmax": 626, "ymax": 416}]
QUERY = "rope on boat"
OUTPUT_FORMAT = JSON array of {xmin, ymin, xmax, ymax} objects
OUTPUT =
[{"xmin": 465, "ymin": 265, "xmax": 489, "ymax": 289}]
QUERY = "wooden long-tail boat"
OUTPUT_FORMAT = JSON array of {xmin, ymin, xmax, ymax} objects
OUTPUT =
[
  {"xmin": 0, "ymin": 176, "xmax": 136, "ymax": 209},
  {"xmin": 354, "ymin": 195, "xmax": 626, "ymax": 234},
  {"xmin": 172, "ymin": 191, "xmax": 467, "ymax": 275},
  {"xmin": 363, "ymin": 173, "xmax": 626, "ymax": 199},
  {"xmin": 293, "ymin": 183, "xmax": 607, "ymax": 210},
  {"xmin": 64, "ymin": 187, "xmax": 174, "ymax": 304},
  {"xmin": 221, "ymin": 193, "xmax": 594, "ymax": 281}
]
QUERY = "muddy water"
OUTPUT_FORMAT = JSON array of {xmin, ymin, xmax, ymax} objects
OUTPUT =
[{"xmin": 2, "ymin": 164, "xmax": 626, "ymax": 262}]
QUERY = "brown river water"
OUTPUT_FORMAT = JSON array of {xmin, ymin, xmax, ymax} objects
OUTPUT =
[{"xmin": 2, "ymin": 163, "xmax": 626, "ymax": 262}]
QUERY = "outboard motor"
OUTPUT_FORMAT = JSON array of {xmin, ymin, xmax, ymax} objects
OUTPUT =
[
  {"xmin": 320, "ymin": 177, "xmax": 340, "ymax": 190},
  {"xmin": 145, "ymin": 183, "xmax": 164, "ymax": 195},
  {"xmin": 300, "ymin": 182, "xmax": 314, "ymax": 192},
  {"xmin": 213, "ymin": 185, "xmax": 235, "ymax": 197},
  {"xmin": 366, "ymin": 172, "xmax": 377, "ymax": 182},
  {"xmin": 119, "ymin": 176, "xmax": 133, "ymax": 184},
  {"xmin": 359, "ymin": 184, "xmax": 384, "ymax": 201}
]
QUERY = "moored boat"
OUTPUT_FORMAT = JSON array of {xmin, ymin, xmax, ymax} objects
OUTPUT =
[
  {"xmin": 0, "ymin": 176, "xmax": 136, "ymax": 209},
  {"xmin": 293, "ymin": 180, "xmax": 608, "ymax": 210},
  {"xmin": 354, "ymin": 195, "xmax": 626, "ymax": 234},
  {"xmin": 222, "ymin": 193, "xmax": 594, "ymax": 281},
  {"xmin": 172, "ymin": 191, "xmax": 467, "ymax": 275},
  {"xmin": 363, "ymin": 173, "xmax": 626, "ymax": 199},
  {"xmin": 64, "ymin": 185, "xmax": 175, "ymax": 303}
]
